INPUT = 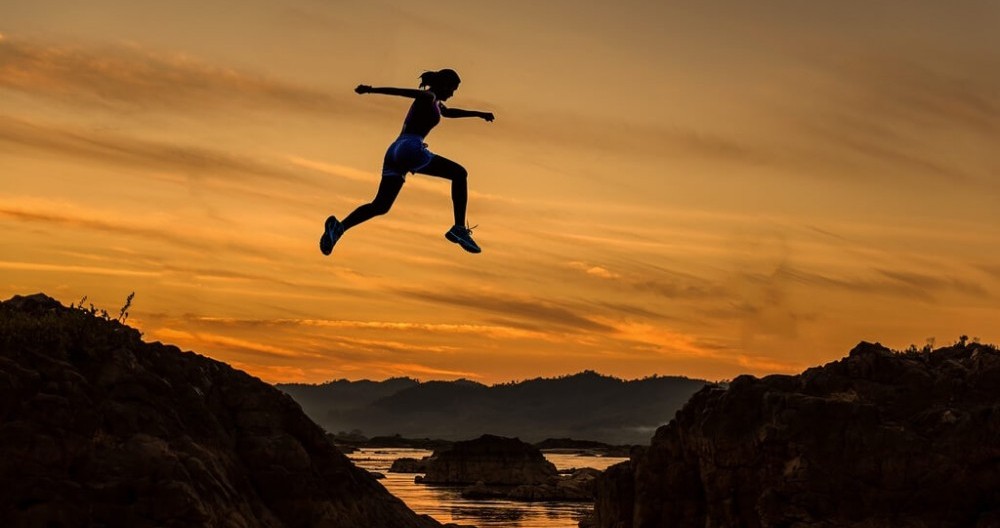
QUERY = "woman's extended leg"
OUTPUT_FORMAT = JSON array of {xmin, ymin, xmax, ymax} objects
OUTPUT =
[
  {"xmin": 320, "ymin": 176, "xmax": 403, "ymax": 256},
  {"xmin": 415, "ymin": 155, "xmax": 468, "ymax": 227},
  {"xmin": 341, "ymin": 176, "xmax": 404, "ymax": 230}
]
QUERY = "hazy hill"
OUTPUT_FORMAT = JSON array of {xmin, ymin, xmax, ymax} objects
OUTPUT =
[
  {"xmin": 277, "ymin": 377, "xmax": 419, "ymax": 425},
  {"xmin": 0, "ymin": 294, "xmax": 444, "ymax": 528},
  {"xmin": 278, "ymin": 370, "xmax": 708, "ymax": 444}
]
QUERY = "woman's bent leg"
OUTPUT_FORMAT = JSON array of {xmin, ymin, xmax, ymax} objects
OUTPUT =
[
  {"xmin": 415, "ymin": 155, "xmax": 467, "ymax": 227},
  {"xmin": 415, "ymin": 155, "xmax": 480, "ymax": 253}
]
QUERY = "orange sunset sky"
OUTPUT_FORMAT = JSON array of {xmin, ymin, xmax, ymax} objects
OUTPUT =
[{"xmin": 2, "ymin": 1, "xmax": 998, "ymax": 384}]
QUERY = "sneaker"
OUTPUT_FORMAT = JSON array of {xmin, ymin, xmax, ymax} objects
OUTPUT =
[
  {"xmin": 445, "ymin": 224, "xmax": 481, "ymax": 254},
  {"xmin": 319, "ymin": 216, "xmax": 344, "ymax": 256}
]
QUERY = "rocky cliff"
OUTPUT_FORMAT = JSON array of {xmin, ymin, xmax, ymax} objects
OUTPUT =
[
  {"xmin": 0, "ymin": 294, "xmax": 444, "ymax": 528},
  {"xmin": 589, "ymin": 341, "xmax": 1000, "ymax": 528}
]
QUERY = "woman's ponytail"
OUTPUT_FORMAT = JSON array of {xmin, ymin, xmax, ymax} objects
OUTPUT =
[{"xmin": 419, "ymin": 69, "xmax": 461, "ymax": 90}]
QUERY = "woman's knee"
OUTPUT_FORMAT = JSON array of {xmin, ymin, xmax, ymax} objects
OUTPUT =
[
  {"xmin": 369, "ymin": 201, "xmax": 393, "ymax": 216},
  {"xmin": 452, "ymin": 164, "xmax": 468, "ymax": 180}
]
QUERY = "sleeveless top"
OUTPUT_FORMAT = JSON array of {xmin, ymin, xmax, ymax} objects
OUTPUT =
[{"xmin": 400, "ymin": 95, "xmax": 442, "ymax": 138}]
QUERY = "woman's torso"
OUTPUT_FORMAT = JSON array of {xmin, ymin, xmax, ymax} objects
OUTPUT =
[{"xmin": 400, "ymin": 96, "xmax": 441, "ymax": 138}]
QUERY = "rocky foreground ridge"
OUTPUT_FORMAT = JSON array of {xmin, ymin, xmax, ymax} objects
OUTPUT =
[
  {"xmin": 589, "ymin": 341, "xmax": 1000, "ymax": 528},
  {"xmin": 0, "ymin": 294, "xmax": 447, "ymax": 528}
]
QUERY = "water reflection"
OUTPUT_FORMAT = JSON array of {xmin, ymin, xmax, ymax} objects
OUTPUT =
[
  {"xmin": 348, "ymin": 448, "xmax": 627, "ymax": 528},
  {"xmin": 450, "ymin": 505, "xmax": 527, "ymax": 522}
]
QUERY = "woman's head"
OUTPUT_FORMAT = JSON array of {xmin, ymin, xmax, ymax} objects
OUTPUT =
[{"xmin": 419, "ymin": 68, "xmax": 461, "ymax": 100}]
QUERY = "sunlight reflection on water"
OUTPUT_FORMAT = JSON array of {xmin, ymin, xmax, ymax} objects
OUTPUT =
[{"xmin": 348, "ymin": 448, "xmax": 628, "ymax": 528}]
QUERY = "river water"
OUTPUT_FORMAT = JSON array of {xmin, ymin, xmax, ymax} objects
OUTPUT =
[{"xmin": 348, "ymin": 448, "xmax": 627, "ymax": 528}]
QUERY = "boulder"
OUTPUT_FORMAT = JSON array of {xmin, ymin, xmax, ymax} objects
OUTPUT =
[
  {"xmin": 418, "ymin": 434, "xmax": 558, "ymax": 485},
  {"xmin": 390, "ymin": 457, "xmax": 431, "ymax": 473}
]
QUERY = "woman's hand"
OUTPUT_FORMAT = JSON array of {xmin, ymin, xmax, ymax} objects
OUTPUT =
[
  {"xmin": 481, "ymin": 112, "xmax": 495, "ymax": 122},
  {"xmin": 355, "ymin": 84, "xmax": 372, "ymax": 95}
]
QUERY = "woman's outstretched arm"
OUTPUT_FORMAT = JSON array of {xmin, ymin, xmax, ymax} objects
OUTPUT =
[
  {"xmin": 440, "ymin": 106, "xmax": 495, "ymax": 122},
  {"xmin": 355, "ymin": 84, "xmax": 433, "ymax": 99}
]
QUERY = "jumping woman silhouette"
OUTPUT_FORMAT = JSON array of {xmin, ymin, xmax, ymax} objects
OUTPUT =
[{"xmin": 320, "ymin": 68, "xmax": 494, "ymax": 256}]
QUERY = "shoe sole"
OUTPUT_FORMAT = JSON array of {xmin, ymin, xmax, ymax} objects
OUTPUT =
[
  {"xmin": 445, "ymin": 232, "xmax": 481, "ymax": 254},
  {"xmin": 319, "ymin": 233, "xmax": 332, "ymax": 255},
  {"xmin": 320, "ymin": 216, "xmax": 342, "ymax": 256}
]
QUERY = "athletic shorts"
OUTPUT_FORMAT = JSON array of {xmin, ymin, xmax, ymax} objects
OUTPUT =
[{"xmin": 382, "ymin": 133, "xmax": 434, "ymax": 180}]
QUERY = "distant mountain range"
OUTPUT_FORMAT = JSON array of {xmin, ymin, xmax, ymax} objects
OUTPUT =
[{"xmin": 277, "ymin": 371, "xmax": 709, "ymax": 444}]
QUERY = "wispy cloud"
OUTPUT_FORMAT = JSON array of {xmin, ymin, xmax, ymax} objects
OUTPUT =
[
  {"xmin": 184, "ymin": 315, "xmax": 550, "ymax": 341},
  {"xmin": 483, "ymin": 49, "xmax": 1000, "ymax": 188},
  {"xmin": 771, "ymin": 265, "xmax": 989, "ymax": 301},
  {"xmin": 787, "ymin": 53, "xmax": 1000, "ymax": 185},
  {"xmin": 799, "ymin": 113, "xmax": 970, "ymax": 182},
  {"xmin": 144, "ymin": 322, "xmax": 477, "ymax": 378},
  {"xmin": 301, "ymin": 334, "xmax": 463, "ymax": 356},
  {"xmin": 0, "ymin": 260, "xmax": 159, "ymax": 278},
  {"xmin": 978, "ymin": 264, "xmax": 1000, "ymax": 281},
  {"xmin": 360, "ymin": 361, "xmax": 482, "ymax": 380},
  {"xmin": 0, "ymin": 115, "xmax": 314, "ymax": 187},
  {"xmin": 498, "ymin": 111, "xmax": 774, "ymax": 167},
  {"xmin": 568, "ymin": 261, "xmax": 621, "ymax": 280},
  {"xmin": 591, "ymin": 301, "xmax": 670, "ymax": 322},
  {"xmin": 229, "ymin": 358, "xmax": 480, "ymax": 384},
  {"xmin": 0, "ymin": 37, "xmax": 361, "ymax": 116},
  {"xmin": 288, "ymin": 157, "xmax": 376, "ymax": 183},
  {"xmin": 631, "ymin": 277, "xmax": 726, "ymax": 300},
  {"xmin": 37, "ymin": 245, "xmax": 363, "ymax": 299},
  {"xmin": 602, "ymin": 319, "xmax": 718, "ymax": 359},
  {"xmin": 397, "ymin": 287, "xmax": 615, "ymax": 333},
  {"xmin": 736, "ymin": 353, "xmax": 806, "ymax": 374},
  {"xmin": 0, "ymin": 198, "xmax": 271, "ymax": 258},
  {"xmin": 874, "ymin": 269, "xmax": 988, "ymax": 297},
  {"xmin": 837, "ymin": 55, "xmax": 999, "ymax": 136},
  {"xmin": 154, "ymin": 327, "xmax": 317, "ymax": 360}
]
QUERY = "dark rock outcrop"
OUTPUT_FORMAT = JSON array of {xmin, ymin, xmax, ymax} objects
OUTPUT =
[
  {"xmin": 416, "ymin": 434, "xmax": 558, "ymax": 486},
  {"xmin": 0, "ymin": 293, "xmax": 442, "ymax": 528},
  {"xmin": 591, "ymin": 460, "xmax": 636, "ymax": 528},
  {"xmin": 461, "ymin": 468, "xmax": 601, "ymax": 502},
  {"xmin": 390, "ymin": 457, "xmax": 432, "ymax": 473},
  {"xmin": 535, "ymin": 438, "xmax": 633, "ymax": 457},
  {"xmin": 589, "ymin": 341, "xmax": 1000, "ymax": 528},
  {"xmin": 411, "ymin": 435, "xmax": 600, "ymax": 501}
]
